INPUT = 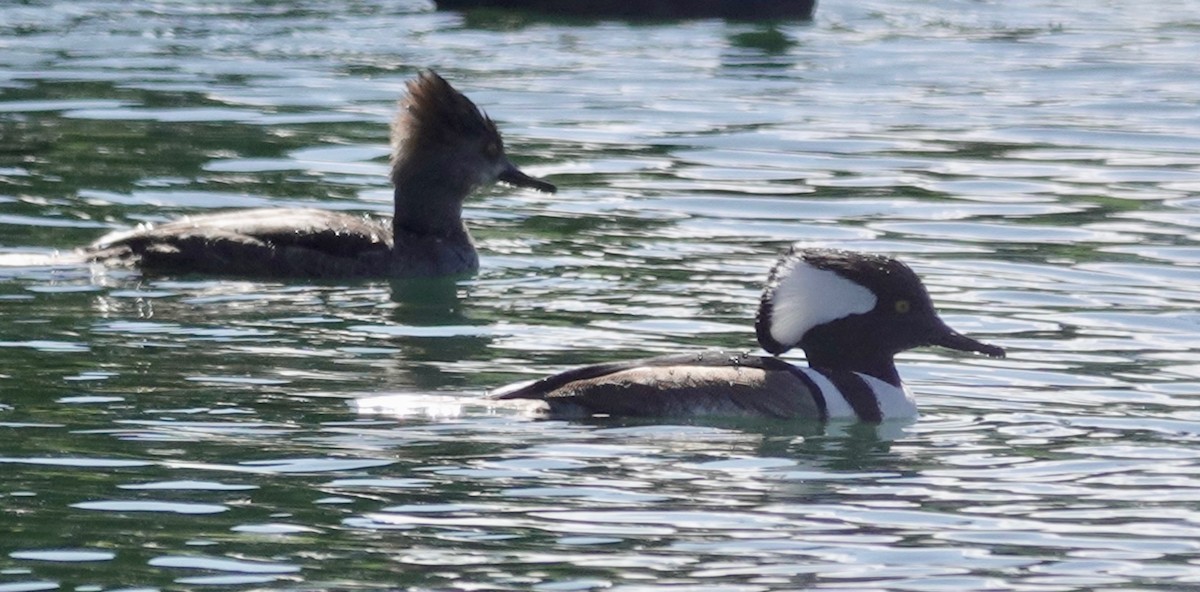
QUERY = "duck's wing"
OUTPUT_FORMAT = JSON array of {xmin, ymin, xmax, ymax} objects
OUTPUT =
[
  {"xmin": 491, "ymin": 351, "xmax": 827, "ymax": 420},
  {"xmin": 85, "ymin": 208, "xmax": 393, "ymax": 277},
  {"xmin": 90, "ymin": 209, "xmax": 391, "ymax": 255}
]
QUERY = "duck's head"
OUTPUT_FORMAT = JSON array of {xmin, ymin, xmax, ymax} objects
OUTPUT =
[
  {"xmin": 391, "ymin": 70, "xmax": 556, "ymax": 196},
  {"xmin": 755, "ymin": 247, "xmax": 1004, "ymax": 383}
]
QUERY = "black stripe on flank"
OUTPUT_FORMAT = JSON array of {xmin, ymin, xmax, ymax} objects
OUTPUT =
[
  {"xmin": 760, "ymin": 357, "xmax": 828, "ymax": 421},
  {"xmin": 790, "ymin": 368, "xmax": 830, "ymax": 421},
  {"xmin": 822, "ymin": 369, "xmax": 882, "ymax": 423}
]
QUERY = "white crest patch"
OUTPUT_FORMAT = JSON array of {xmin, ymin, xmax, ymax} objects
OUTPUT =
[{"xmin": 766, "ymin": 259, "xmax": 877, "ymax": 349}]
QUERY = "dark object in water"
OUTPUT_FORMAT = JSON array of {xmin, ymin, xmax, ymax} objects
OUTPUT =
[
  {"xmin": 491, "ymin": 247, "xmax": 1005, "ymax": 422},
  {"xmin": 435, "ymin": 0, "xmax": 816, "ymax": 21},
  {"xmin": 81, "ymin": 70, "xmax": 555, "ymax": 279}
]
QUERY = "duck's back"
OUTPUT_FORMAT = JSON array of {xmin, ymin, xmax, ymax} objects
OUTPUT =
[
  {"xmin": 85, "ymin": 208, "xmax": 402, "ymax": 278},
  {"xmin": 492, "ymin": 351, "xmax": 829, "ymax": 419}
]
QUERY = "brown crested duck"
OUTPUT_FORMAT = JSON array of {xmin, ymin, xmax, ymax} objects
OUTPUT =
[{"xmin": 84, "ymin": 70, "xmax": 555, "ymax": 278}]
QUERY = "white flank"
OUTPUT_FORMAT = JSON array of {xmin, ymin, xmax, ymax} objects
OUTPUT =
[
  {"xmin": 860, "ymin": 374, "xmax": 918, "ymax": 419},
  {"xmin": 767, "ymin": 260, "xmax": 877, "ymax": 349},
  {"xmin": 799, "ymin": 368, "xmax": 855, "ymax": 419},
  {"xmin": 799, "ymin": 369, "xmax": 918, "ymax": 421}
]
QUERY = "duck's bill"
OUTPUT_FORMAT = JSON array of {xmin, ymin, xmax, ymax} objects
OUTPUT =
[
  {"xmin": 930, "ymin": 326, "xmax": 1005, "ymax": 358},
  {"xmin": 499, "ymin": 163, "xmax": 557, "ymax": 194}
]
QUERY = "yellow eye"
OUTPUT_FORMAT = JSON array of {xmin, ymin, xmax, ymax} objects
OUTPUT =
[{"xmin": 895, "ymin": 300, "xmax": 911, "ymax": 314}]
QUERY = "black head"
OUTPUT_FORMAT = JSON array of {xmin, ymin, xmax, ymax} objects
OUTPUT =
[{"xmin": 755, "ymin": 247, "xmax": 1004, "ymax": 384}]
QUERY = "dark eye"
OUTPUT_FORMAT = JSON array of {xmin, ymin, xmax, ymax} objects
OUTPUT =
[
  {"xmin": 483, "ymin": 141, "xmax": 501, "ymax": 159},
  {"xmin": 894, "ymin": 300, "xmax": 911, "ymax": 314}
]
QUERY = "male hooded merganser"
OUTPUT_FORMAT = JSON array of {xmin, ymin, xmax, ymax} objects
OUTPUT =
[
  {"xmin": 491, "ymin": 246, "xmax": 1005, "ymax": 422},
  {"xmin": 82, "ymin": 70, "xmax": 556, "ymax": 278}
]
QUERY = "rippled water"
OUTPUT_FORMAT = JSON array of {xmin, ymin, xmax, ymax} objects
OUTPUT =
[{"xmin": 3, "ymin": 0, "xmax": 1200, "ymax": 590}]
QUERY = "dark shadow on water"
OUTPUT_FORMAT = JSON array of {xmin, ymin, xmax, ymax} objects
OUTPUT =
[
  {"xmin": 728, "ymin": 25, "xmax": 796, "ymax": 55},
  {"xmin": 439, "ymin": 0, "xmax": 816, "ymax": 23},
  {"xmin": 387, "ymin": 276, "xmax": 468, "ymax": 326},
  {"xmin": 382, "ymin": 276, "xmax": 496, "ymax": 390}
]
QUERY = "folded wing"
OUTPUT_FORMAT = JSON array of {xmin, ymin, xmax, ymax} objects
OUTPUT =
[
  {"xmin": 86, "ymin": 209, "xmax": 392, "ymax": 277},
  {"xmin": 493, "ymin": 351, "xmax": 825, "ymax": 419}
]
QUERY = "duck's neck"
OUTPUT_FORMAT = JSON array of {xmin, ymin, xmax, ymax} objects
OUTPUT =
[
  {"xmin": 804, "ymin": 347, "xmax": 902, "ymax": 388},
  {"xmin": 391, "ymin": 162, "xmax": 473, "ymax": 242}
]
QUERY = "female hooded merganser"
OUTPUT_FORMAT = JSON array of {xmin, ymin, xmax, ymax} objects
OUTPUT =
[
  {"xmin": 491, "ymin": 246, "xmax": 1005, "ymax": 422},
  {"xmin": 83, "ymin": 70, "xmax": 556, "ymax": 278}
]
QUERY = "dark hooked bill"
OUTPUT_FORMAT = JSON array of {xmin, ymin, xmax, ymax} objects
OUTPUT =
[
  {"xmin": 931, "ymin": 326, "xmax": 1006, "ymax": 358},
  {"xmin": 499, "ymin": 163, "xmax": 557, "ymax": 194}
]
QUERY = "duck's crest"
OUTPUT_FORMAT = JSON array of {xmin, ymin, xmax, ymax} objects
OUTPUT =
[
  {"xmin": 391, "ymin": 70, "xmax": 500, "ymax": 182},
  {"xmin": 755, "ymin": 247, "xmax": 880, "ymax": 355}
]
